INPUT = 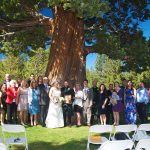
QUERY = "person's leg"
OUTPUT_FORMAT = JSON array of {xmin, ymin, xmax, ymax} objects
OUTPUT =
[
  {"xmin": 141, "ymin": 103, "xmax": 147, "ymax": 123},
  {"xmin": 113, "ymin": 112, "xmax": 116, "ymax": 125},
  {"xmin": 103, "ymin": 114, "xmax": 106, "ymax": 125},
  {"xmin": 34, "ymin": 114, "xmax": 38, "ymax": 126},
  {"xmin": 43, "ymin": 105, "xmax": 47, "ymax": 126},
  {"xmin": 116, "ymin": 112, "xmax": 120, "ymax": 125},
  {"xmin": 12, "ymin": 102, "xmax": 17, "ymax": 124},
  {"xmin": 0, "ymin": 111, "xmax": 4, "ymax": 125},
  {"xmin": 67, "ymin": 104, "xmax": 72, "ymax": 126},
  {"xmin": 30, "ymin": 114, "xmax": 33, "ymax": 126},
  {"xmin": 82, "ymin": 107, "xmax": 87, "ymax": 125},
  {"xmin": 106, "ymin": 106, "xmax": 110, "ymax": 124},
  {"xmin": 7, "ymin": 104, "xmax": 12, "ymax": 124},
  {"xmin": 40, "ymin": 105, "xmax": 44, "ymax": 126},
  {"xmin": 63, "ymin": 105, "xmax": 67, "ymax": 126},
  {"xmin": 19, "ymin": 111, "xmax": 24, "ymax": 125},
  {"xmin": 136, "ymin": 103, "xmax": 143, "ymax": 123},
  {"xmin": 23, "ymin": 111, "xmax": 27, "ymax": 124},
  {"xmin": 87, "ymin": 108, "xmax": 92, "ymax": 126},
  {"xmin": 100, "ymin": 115, "xmax": 103, "ymax": 125},
  {"xmin": 76, "ymin": 112, "xmax": 81, "ymax": 126}
]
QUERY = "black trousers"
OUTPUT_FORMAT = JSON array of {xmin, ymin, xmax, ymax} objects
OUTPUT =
[
  {"xmin": 40, "ymin": 105, "xmax": 48, "ymax": 126},
  {"xmin": 63, "ymin": 104, "xmax": 73, "ymax": 126},
  {"xmin": 136, "ymin": 102, "xmax": 147, "ymax": 124},
  {"xmin": 106, "ymin": 105, "xmax": 114, "ymax": 124},
  {"xmin": 90, "ymin": 104, "xmax": 100, "ymax": 125},
  {"xmin": 7, "ymin": 102, "xmax": 17, "ymax": 124}
]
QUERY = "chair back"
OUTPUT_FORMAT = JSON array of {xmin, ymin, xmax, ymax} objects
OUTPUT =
[
  {"xmin": 2, "ymin": 124, "xmax": 26, "ymax": 133},
  {"xmin": 89, "ymin": 125, "xmax": 113, "ymax": 133},
  {"xmin": 115, "ymin": 125, "xmax": 137, "ymax": 133},
  {"xmin": 135, "ymin": 139, "xmax": 150, "ymax": 150},
  {"xmin": 98, "ymin": 140, "xmax": 134, "ymax": 150},
  {"xmin": 0, "ymin": 143, "xmax": 7, "ymax": 150},
  {"xmin": 138, "ymin": 124, "xmax": 150, "ymax": 132}
]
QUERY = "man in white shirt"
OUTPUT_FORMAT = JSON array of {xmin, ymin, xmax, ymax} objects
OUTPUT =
[{"xmin": 136, "ymin": 81, "xmax": 149, "ymax": 123}]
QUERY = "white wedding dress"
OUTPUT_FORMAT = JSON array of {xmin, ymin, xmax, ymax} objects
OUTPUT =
[{"xmin": 45, "ymin": 87, "xmax": 64, "ymax": 128}]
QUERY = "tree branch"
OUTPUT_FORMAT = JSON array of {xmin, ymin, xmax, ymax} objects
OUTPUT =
[
  {"xmin": 84, "ymin": 46, "xmax": 98, "ymax": 56},
  {"xmin": 0, "ymin": 17, "xmax": 54, "ymax": 34}
]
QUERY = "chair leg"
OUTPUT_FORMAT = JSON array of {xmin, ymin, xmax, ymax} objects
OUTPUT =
[{"xmin": 86, "ymin": 142, "xmax": 90, "ymax": 150}]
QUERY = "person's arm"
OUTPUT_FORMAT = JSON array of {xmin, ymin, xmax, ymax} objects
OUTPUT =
[
  {"xmin": 0, "ymin": 92, "xmax": 2, "ymax": 106},
  {"xmin": 89, "ymin": 88, "xmax": 93, "ymax": 107},
  {"xmin": 49, "ymin": 88, "xmax": 53, "ymax": 101},
  {"xmin": 145, "ymin": 89, "xmax": 149, "ymax": 104},
  {"xmin": 16, "ymin": 88, "xmax": 20, "ymax": 105},
  {"xmin": 133, "ymin": 88, "xmax": 136, "ymax": 103},
  {"xmin": 124, "ymin": 89, "xmax": 126, "ymax": 106}
]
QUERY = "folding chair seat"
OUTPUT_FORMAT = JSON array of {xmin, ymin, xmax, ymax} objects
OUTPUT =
[
  {"xmin": 98, "ymin": 140, "xmax": 134, "ymax": 150},
  {"xmin": 86, "ymin": 125, "xmax": 113, "ymax": 150},
  {"xmin": 0, "ymin": 143, "xmax": 7, "ymax": 150},
  {"xmin": 112, "ymin": 124, "xmax": 137, "ymax": 141},
  {"xmin": 2, "ymin": 124, "xmax": 28, "ymax": 150},
  {"xmin": 135, "ymin": 139, "xmax": 150, "ymax": 150},
  {"xmin": 133, "ymin": 124, "xmax": 150, "ymax": 141}
]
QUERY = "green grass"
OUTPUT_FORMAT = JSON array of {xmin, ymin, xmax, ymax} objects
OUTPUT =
[
  {"xmin": 26, "ymin": 125, "xmax": 89, "ymax": 150},
  {"xmin": 1, "ymin": 125, "xmax": 99, "ymax": 150},
  {"xmin": 1, "ymin": 115, "xmax": 150, "ymax": 150}
]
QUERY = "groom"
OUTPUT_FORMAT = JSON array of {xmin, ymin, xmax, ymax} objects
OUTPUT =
[{"xmin": 61, "ymin": 80, "xmax": 75, "ymax": 127}]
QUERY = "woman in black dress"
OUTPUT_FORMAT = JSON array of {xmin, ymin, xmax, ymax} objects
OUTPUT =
[
  {"xmin": 0, "ymin": 83, "xmax": 7, "ymax": 125},
  {"xmin": 98, "ymin": 84, "xmax": 108, "ymax": 125}
]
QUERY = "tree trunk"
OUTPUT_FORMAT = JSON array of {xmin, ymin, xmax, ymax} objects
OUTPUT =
[{"xmin": 45, "ymin": 6, "xmax": 85, "ymax": 87}]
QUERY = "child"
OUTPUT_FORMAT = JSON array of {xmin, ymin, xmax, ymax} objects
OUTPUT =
[{"xmin": 111, "ymin": 90, "xmax": 120, "ymax": 126}]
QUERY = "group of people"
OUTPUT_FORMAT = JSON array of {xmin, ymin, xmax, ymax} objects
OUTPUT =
[{"xmin": 0, "ymin": 74, "xmax": 150, "ymax": 128}]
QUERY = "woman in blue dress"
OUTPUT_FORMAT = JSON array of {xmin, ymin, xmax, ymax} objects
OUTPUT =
[
  {"xmin": 124, "ymin": 80, "xmax": 136, "ymax": 124},
  {"xmin": 28, "ymin": 80, "xmax": 40, "ymax": 126}
]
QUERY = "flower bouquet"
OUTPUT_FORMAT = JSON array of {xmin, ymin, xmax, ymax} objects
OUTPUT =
[{"xmin": 53, "ymin": 96, "xmax": 65, "ymax": 105}]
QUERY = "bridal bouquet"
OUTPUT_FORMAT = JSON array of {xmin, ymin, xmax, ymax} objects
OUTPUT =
[{"xmin": 53, "ymin": 96, "xmax": 65, "ymax": 105}]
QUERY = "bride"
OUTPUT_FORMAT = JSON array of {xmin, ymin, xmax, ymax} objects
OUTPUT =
[{"xmin": 45, "ymin": 81, "xmax": 64, "ymax": 128}]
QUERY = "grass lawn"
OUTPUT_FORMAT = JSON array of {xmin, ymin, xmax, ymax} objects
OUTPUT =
[
  {"xmin": 0, "ymin": 125, "xmax": 99, "ymax": 150},
  {"xmin": 1, "ymin": 115, "xmax": 150, "ymax": 150},
  {"xmin": 26, "ymin": 125, "xmax": 89, "ymax": 150}
]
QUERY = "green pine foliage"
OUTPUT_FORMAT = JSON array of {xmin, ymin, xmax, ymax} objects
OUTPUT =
[
  {"xmin": 86, "ymin": 54, "xmax": 150, "ymax": 88},
  {"xmin": 0, "ymin": 48, "xmax": 49, "ymax": 82}
]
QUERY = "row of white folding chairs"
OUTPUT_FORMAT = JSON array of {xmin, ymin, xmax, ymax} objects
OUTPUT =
[
  {"xmin": 86, "ymin": 124, "xmax": 150, "ymax": 150},
  {"xmin": 1, "ymin": 124, "xmax": 28, "ymax": 150},
  {"xmin": 98, "ymin": 139, "xmax": 150, "ymax": 150}
]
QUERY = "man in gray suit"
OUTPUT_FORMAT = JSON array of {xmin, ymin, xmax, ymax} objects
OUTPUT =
[{"xmin": 82, "ymin": 79, "xmax": 93, "ymax": 126}]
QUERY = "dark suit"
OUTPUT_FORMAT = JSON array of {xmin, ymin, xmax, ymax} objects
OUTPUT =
[
  {"xmin": 61, "ymin": 86, "xmax": 75, "ymax": 126},
  {"xmin": 38, "ymin": 84, "xmax": 50, "ymax": 126},
  {"xmin": 91, "ymin": 87, "xmax": 100, "ymax": 124}
]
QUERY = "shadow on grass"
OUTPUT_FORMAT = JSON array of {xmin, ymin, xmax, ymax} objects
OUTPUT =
[{"xmin": 26, "ymin": 140, "xmax": 99, "ymax": 150}]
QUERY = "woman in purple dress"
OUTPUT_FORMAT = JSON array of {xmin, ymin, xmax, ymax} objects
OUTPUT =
[{"xmin": 112, "ymin": 82, "xmax": 123, "ymax": 125}]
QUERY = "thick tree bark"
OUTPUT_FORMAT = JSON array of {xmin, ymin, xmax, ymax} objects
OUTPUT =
[{"xmin": 45, "ymin": 6, "xmax": 86, "ymax": 87}]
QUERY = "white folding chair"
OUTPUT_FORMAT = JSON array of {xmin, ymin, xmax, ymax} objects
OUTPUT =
[
  {"xmin": 112, "ymin": 124, "xmax": 137, "ymax": 140},
  {"xmin": 98, "ymin": 140, "xmax": 134, "ymax": 150},
  {"xmin": 0, "ymin": 143, "xmax": 7, "ymax": 150},
  {"xmin": 135, "ymin": 139, "xmax": 150, "ymax": 150},
  {"xmin": 133, "ymin": 124, "xmax": 150, "ymax": 141},
  {"xmin": 1, "ymin": 124, "xmax": 28, "ymax": 150},
  {"xmin": 86, "ymin": 125, "xmax": 113, "ymax": 150}
]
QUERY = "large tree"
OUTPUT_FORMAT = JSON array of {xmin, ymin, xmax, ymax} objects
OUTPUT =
[{"xmin": 0, "ymin": 0, "xmax": 149, "ymax": 86}]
